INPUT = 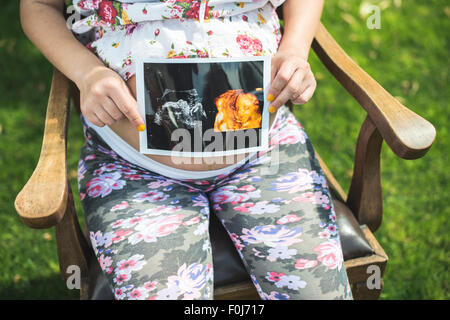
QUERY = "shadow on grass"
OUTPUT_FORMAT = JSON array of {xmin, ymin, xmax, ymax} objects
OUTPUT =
[{"xmin": 0, "ymin": 273, "xmax": 80, "ymax": 300}]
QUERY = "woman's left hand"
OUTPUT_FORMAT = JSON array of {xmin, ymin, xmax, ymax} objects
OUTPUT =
[{"xmin": 267, "ymin": 50, "xmax": 317, "ymax": 113}]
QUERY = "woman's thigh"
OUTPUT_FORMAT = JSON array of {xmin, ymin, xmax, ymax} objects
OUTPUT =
[
  {"xmin": 77, "ymin": 134, "xmax": 214, "ymax": 300},
  {"xmin": 209, "ymin": 106, "xmax": 353, "ymax": 300}
]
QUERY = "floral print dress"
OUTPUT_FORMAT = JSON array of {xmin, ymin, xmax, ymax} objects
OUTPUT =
[{"xmin": 70, "ymin": 0, "xmax": 285, "ymax": 80}]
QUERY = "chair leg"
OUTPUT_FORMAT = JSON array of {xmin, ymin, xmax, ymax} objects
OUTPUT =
[
  {"xmin": 54, "ymin": 182, "xmax": 94, "ymax": 300},
  {"xmin": 352, "ymin": 279, "xmax": 383, "ymax": 300}
]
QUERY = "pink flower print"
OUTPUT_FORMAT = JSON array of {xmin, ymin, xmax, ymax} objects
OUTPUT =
[
  {"xmin": 115, "ymin": 254, "xmax": 147, "ymax": 275},
  {"xmin": 318, "ymin": 230, "xmax": 331, "ymax": 239},
  {"xmin": 124, "ymin": 174, "xmax": 142, "ymax": 180},
  {"xmin": 266, "ymin": 271, "xmax": 286, "ymax": 282},
  {"xmin": 295, "ymin": 258, "xmax": 318, "ymax": 270},
  {"xmin": 98, "ymin": 254, "xmax": 113, "ymax": 271},
  {"xmin": 84, "ymin": 154, "xmax": 96, "ymax": 161},
  {"xmin": 193, "ymin": 180, "xmax": 210, "ymax": 186},
  {"xmin": 293, "ymin": 191, "xmax": 330, "ymax": 208},
  {"xmin": 143, "ymin": 8, "xmax": 147, "ymax": 14},
  {"xmin": 129, "ymin": 214, "xmax": 185, "ymax": 244},
  {"xmin": 111, "ymin": 201, "xmax": 129, "ymax": 211},
  {"xmin": 112, "ymin": 229, "xmax": 133, "ymax": 243},
  {"xmin": 237, "ymin": 185, "xmax": 256, "ymax": 192},
  {"xmin": 329, "ymin": 212, "xmax": 337, "ymax": 222},
  {"xmin": 122, "ymin": 216, "xmax": 143, "ymax": 228},
  {"xmin": 127, "ymin": 288, "xmax": 147, "ymax": 300},
  {"xmin": 143, "ymin": 281, "xmax": 157, "ymax": 291},
  {"xmin": 270, "ymin": 124, "xmax": 306, "ymax": 145},
  {"xmin": 86, "ymin": 172, "xmax": 126, "ymax": 198},
  {"xmin": 114, "ymin": 288, "xmax": 126, "ymax": 299},
  {"xmin": 236, "ymin": 34, "xmax": 254, "ymax": 54},
  {"xmin": 211, "ymin": 185, "xmax": 260, "ymax": 205},
  {"xmin": 314, "ymin": 239, "xmax": 344, "ymax": 270},
  {"xmin": 183, "ymin": 216, "xmax": 200, "ymax": 226},
  {"xmin": 293, "ymin": 192, "xmax": 314, "ymax": 203},
  {"xmin": 134, "ymin": 190, "xmax": 169, "ymax": 203},
  {"xmin": 147, "ymin": 179, "xmax": 173, "ymax": 189},
  {"xmin": 207, "ymin": 30, "xmax": 213, "ymax": 36},
  {"xmin": 277, "ymin": 214, "xmax": 302, "ymax": 225},
  {"xmin": 252, "ymin": 38, "xmax": 263, "ymax": 53},
  {"xmin": 234, "ymin": 202, "xmax": 254, "ymax": 213},
  {"xmin": 327, "ymin": 223, "xmax": 338, "ymax": 236},
  {"xmin": 154, "ymin": 28, "xmax": 160, "ymax": 36},
  {"xmin": 111, "ymin": 219, "xmax": 124, "ymax": 229},
  {"xmin": 230, "ymin": 233, "xmax": 244, "ymax": 251},
  {"xmin": 113, "ymin": 273, "xmax": 131, "ymax": 285}
]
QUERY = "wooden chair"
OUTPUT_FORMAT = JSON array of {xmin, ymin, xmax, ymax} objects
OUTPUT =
[{"xmin": 14, "ymin": 7, "xmax": 436, "ymax": 300}]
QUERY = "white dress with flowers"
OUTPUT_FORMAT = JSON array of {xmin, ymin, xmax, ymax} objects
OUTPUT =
[{"xmin": 70, "ymin": 0, "xmax": 285, "ymax": 80}]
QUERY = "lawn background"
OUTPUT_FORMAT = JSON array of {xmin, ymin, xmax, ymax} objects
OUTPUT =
[{"xmin": 0, "ymin": 0, "xmax": 448, "ymax": 299}]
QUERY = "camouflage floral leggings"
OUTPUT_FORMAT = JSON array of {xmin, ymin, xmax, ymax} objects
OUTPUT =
[{"xmin": 77, "ymin": 106, "xmax": 353, "ymax": 300}]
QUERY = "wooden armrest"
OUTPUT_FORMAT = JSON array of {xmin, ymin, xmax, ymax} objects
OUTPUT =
[
  {"xmin": 312, "ymin": 23, "xmax": 436, "ymax": 159},
  {"xmin": 14, "ymin": 69, "xmax": 70, "ymax": 229}
]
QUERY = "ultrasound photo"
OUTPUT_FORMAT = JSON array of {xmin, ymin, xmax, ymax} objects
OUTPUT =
[{"xmin": 136, "ymin": 57, "xmax": 270, "ymax": 157}]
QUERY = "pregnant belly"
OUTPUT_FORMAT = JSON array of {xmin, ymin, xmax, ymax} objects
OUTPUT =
[{"xmin": 108, "ymin": 75, "xmax": 275, "ymax": 171}]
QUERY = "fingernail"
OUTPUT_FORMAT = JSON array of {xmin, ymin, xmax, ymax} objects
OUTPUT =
[
  {"xmin": 137, "ymin": 124, "xmax": 145, "ymax": 132},
  {"xmin": 267, "ymin": 94, "xmax": 275, "ymax": 102},
  {"xmin": 269, "ymin": 106, "xmax": 276, "ymax": 113}
]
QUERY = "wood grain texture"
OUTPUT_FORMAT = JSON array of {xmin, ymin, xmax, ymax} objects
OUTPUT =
[
  {"xmin": 347, "ymin": 116, "xmax": 384, "ymax": 232},
  {"xmin": 14, "ymin": 69, "xmax": 70, "ymax": 229},
  {"xmin": 352, "ymin": 279, "xmax": 383, "ymax": 300},
  {"xmin": 214, "ymin": 281, "xmax": 259, "ymax": 300},
  {"xmin": 55, "ymin": 183, "xmax": 93, "ymax": 299},
  {"xmin": 312, "ymin": 23, "xmax": 436, "ymax": 159}
]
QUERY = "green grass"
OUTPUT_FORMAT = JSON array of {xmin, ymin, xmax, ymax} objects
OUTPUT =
[{"xmin": 0, "ymin": 0, "xmax": 448, "ymax": 299}]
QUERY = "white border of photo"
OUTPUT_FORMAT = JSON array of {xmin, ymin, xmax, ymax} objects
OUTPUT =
[{"xmin": 135, "ymin": 56, "xmax": 271, "ymax": 157}]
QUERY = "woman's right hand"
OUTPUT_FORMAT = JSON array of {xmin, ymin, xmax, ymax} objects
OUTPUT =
[{"xmin": 77, "ymin": 66, "xmax": 145, "ymax": 131}]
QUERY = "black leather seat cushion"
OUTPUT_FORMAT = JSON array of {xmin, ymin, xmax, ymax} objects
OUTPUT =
[{"xmin": 89, "ymin": 196, "xmax": 374, "ymax": 299}]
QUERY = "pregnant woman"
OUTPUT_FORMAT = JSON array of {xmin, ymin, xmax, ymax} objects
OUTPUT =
[{"xmin": 20, "ymin": 0, "xmax": 353, "ymax": 300}]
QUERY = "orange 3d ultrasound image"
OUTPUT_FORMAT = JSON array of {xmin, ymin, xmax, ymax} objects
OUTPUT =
[{"xmin": 214, "ymin": 89, "xmax": 262, "ymax": 132}]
